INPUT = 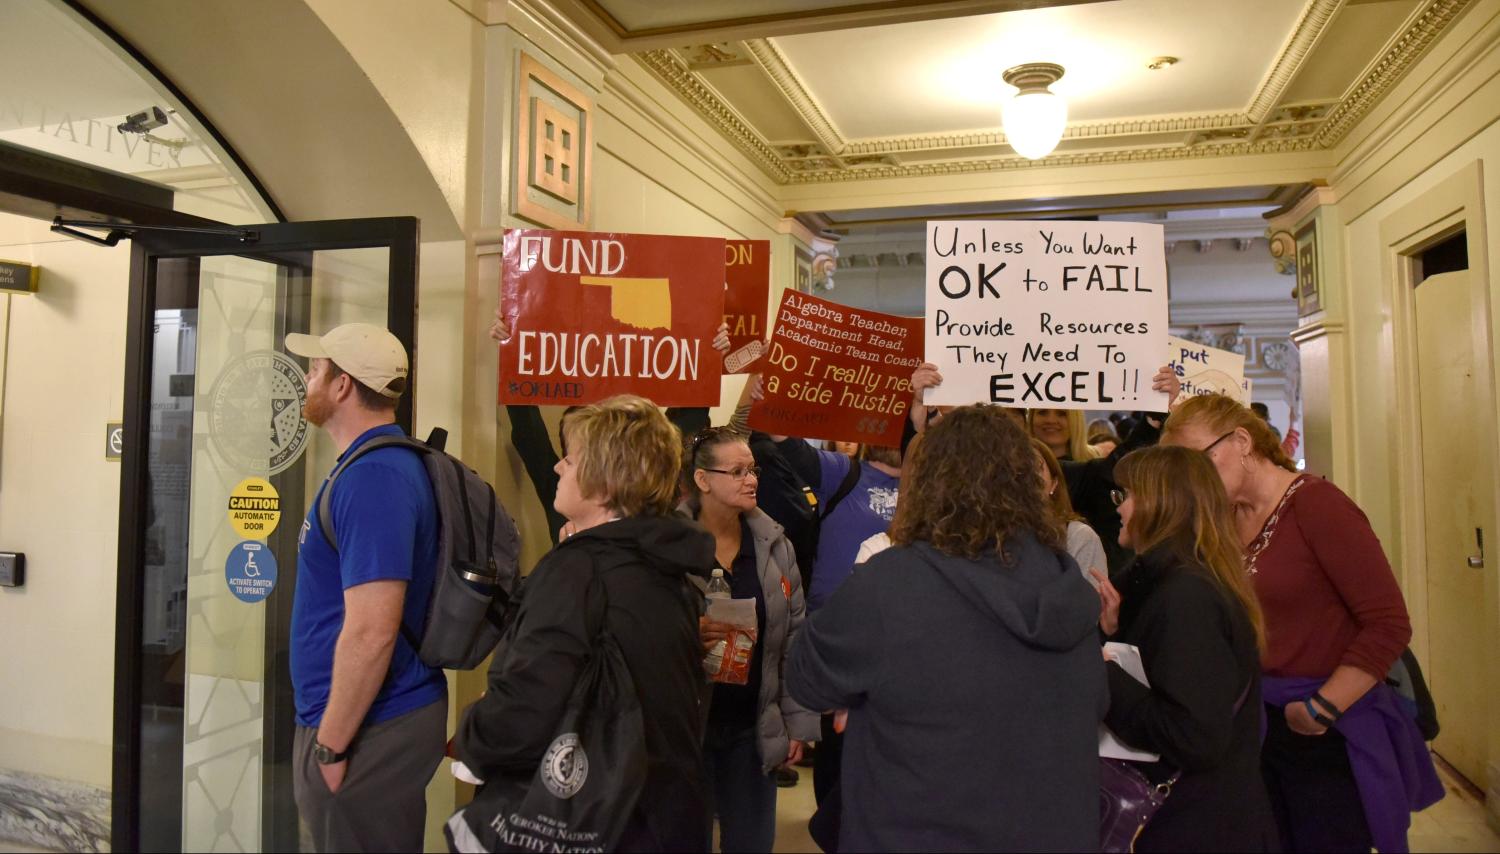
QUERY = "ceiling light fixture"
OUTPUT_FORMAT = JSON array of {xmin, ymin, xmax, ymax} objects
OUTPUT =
[
  {"xmin": 1147, "ymin": 56, "xmax": 1179, "ymax": 71},
  {"xmin": 1001, "ymin": 63, "xmax": 1067, "ymax": 160}
]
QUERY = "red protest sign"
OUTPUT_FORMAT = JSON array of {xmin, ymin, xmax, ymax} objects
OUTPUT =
[
  {"xmin": 723, "ymin": 240, "xmax": 770, "ymax": 374},
  {"xmin": 498, "ymin": 229, "xmax": 726, "ymax": 406},
  {"xmin": 749, "ymin": 290, "xmax": 924, "ymax": 448}
]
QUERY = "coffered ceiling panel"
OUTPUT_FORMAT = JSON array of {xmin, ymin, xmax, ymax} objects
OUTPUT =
[
  {"xmin": 774, "ymin": 0, "xmax": 1308, "ymax": 138},
  {"xmin": 616, "ymin": 0, "xmax": 1473, "ymax": 184},
  {"xmin": 1279, "ymin": 0, "xmax": 1419, "ymax": 102}
]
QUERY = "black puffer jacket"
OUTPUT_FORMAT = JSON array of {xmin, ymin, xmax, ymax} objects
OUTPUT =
[{"xmin": 455, "ymin": 515, "xmax": 714, "ymax": 852}]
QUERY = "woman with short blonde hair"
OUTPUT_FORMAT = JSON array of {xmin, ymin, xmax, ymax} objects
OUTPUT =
[
  {"xmin": 1161, "ymin": 394, "xmax": 1439, "ymax": 853},
  {"xmin": 455, "ymin": 394, "xmax": 714, "ymax": 852},
  {"xmin": 1099, "ymin": 445, "xmax": 1274, "ymax": 851}
]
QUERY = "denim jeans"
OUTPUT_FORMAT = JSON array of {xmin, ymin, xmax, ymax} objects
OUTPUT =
[{"xmin": 703, "ymin": 722, "xmax": 778, "ymax": 853}]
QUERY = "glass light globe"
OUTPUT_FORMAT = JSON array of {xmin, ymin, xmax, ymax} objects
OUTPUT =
[{"xmin": 1002, "ymin": 90, "xmax": 1067, "ymax": 160}]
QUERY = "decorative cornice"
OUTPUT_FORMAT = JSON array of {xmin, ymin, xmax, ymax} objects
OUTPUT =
[
  {"xmin": 1314, "ymin": 0, "xmax": 1475, "ymax": 146},
  {"xmin": 743, "ymin": 39, "xmax": 847, "ymax": 157},
  {"xmin": 785, "ymin": 137, "xmax": 1320, "ymax": 183},
  {"xmin": 636, "ymin": 49, "xmax": 791, "ymax": 183},
  {"xmin": 1246, "ymin": 0, "xmax": 1343, "ymax": 123},
  {"xmin": 637, "ymin": 0, "xmax": 1473, "ymax": 186}
]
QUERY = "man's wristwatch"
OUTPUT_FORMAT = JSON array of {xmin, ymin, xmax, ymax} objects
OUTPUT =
[{"xmin": 313, "ymin": 739, "xmax": 349, "ymax": 765}]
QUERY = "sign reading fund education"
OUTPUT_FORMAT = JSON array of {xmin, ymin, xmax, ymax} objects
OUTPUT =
[
  {"xmin": 1167, "ymin": 335, "xmax": 1251, "ymax": 404},
  {"xmin": 748, "ymin": 290, "xmax": 924, "ymax": 448},
  {"xmin": 498, "ymin": 229, "xmax": 727, "ymax": 406},
  {"xmin": 924, "ymin": 221, "xmax": 1169, "ymax": 411},
  {"xmin": 723, "ymin": 240, "xmax": 771, "ymax": 373}
]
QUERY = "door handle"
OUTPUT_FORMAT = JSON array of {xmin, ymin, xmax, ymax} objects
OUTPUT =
[{"xmin": 1468, "ymin": 527, "xmax": 1485, "ymax": 569}]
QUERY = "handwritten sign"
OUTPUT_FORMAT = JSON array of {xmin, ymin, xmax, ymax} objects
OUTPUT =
[
  {"xmin": 1167, "ymin": 335, "xmax": 1250, "ymax": 404},
  {"xmin": 724, "ymin": 240, "xmax": 771, "ymax": 373},
  {"xmin": 748, "ymin": 290, "xmax": 923, "ymax": 448},
  {"xmin": 923, "ymin": 220, "xmax": 1168, "ymax": 410},
  {"xmin": 498, "ymin": 229, "xmax": 726, "ymax": 406}
]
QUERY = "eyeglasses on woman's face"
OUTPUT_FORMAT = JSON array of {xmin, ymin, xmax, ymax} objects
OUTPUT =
[
  {"xmin": 1110, "ymin": 487, "xmax": 1129, "ymax": 507},
  {"xmin": 701, "ymin": 465, "xmax": 761, "ymax": 482},
  {"xmin": 1201, "ymin": 430, "xmax": 1237, "ymax": 456}
]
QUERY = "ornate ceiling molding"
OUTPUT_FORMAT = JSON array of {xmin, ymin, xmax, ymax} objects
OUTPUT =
[
  {"xmin": 1245, "ymin": 0, "xmax": 1342, "ymax": 123},
  {"xmin": 636, "ymin": 49, "xmax": 791, "ymax": 182},
  {"xmin": 638, "ymin": 0, "xmax": 1473, "ymax": 186},
  {"xmin": 784, "ymin": 137, "xmax": 1320, "ymax": 183},
  {"xmin": 1314, "ymin": 0, "xmax": 1474, "ymax": 146},
  {"xmin": 743, "ymin": 39, "xmax": 847, "ymax": 157}
]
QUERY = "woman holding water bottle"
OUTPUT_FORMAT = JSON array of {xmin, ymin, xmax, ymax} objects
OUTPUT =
[{"xmin": 682, "ymin": 426, "xmax": 818, "ymax": 853}]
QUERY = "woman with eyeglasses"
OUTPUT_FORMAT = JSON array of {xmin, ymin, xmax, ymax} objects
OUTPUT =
[
  {"xmin": 1160, "ymin": 394, "xmax": 1440, "ymax": 853},
  {"xmin": 683, "ymin": 426, "xmax": 818, "ymax": 853}
]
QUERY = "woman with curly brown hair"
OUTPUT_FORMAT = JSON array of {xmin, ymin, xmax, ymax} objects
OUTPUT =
[{"xmin": 786, "ymin": 405, "xmax": 1105, "ymax": 852}]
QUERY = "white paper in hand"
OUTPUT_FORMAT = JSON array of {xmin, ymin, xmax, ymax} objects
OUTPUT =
[{"xmin": 1099, "ymin": 642, "xmax": 1161, "ymax": 762}]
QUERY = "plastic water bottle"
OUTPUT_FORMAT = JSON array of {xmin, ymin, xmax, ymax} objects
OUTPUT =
[
  {"xmin": 706, "ymin": 568, "xmax": 731, "ymax": 599},
  {"xmin": 704, "ymin": 568, "xmax": 731, "ymax": 675}
]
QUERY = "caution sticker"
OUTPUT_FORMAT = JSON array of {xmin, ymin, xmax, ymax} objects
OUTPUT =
[
  {"xmin": 228, "ymin": 477, "xmax": 281, "ymax": 538},
  {"xmin": 225, "ymin": 541, "xmax": 277, "ymax": 603}
]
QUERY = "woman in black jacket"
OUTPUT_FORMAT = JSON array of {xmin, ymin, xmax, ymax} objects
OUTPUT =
[
  {"xmin": 1099, "ymin": 445, "xmax": 1278, "ymax": 852},
  {"xmin": 453, "ymin": 395, "xmax": 714, "ymax": 851}
]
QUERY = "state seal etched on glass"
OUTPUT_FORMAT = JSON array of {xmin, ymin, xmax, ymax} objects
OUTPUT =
[{"xmin": 209, "ymin": 350, "xmax": 309, "ymax": 476}]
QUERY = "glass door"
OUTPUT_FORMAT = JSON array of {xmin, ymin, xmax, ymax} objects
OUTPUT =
[{"xmin": 112, "ymin": 218, "xmax": 418, "ymax": 853}]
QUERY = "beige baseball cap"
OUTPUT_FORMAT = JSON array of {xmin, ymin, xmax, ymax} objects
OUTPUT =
[{"xmin": 285, "ymin": 323, "xmax": 408, "ymax": 398}]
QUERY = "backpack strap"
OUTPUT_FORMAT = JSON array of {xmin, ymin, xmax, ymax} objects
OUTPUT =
[
  {"xmin": 315, "ymin": 433, "xmax": 429, "ymax": 653},
  {"xmin": 316, "ymin": 434, "xmax": 428, "ymax": 550},
  {"xmin": 820, "ymin": 459, "xmax": 863, "ymax": 520}
]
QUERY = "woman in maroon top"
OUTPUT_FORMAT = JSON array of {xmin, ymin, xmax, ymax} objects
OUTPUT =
[{"xmin": 1162, "ymin": 394, "xmax": 1420, "ymax": 853}]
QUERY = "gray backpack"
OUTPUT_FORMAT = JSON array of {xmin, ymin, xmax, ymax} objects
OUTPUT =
[{"xmin": 318, "ymin": 428, "xmax": 521, "ymax": 669}]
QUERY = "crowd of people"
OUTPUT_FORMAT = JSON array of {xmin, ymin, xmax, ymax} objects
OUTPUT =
[{"xmin": 286, "ymin": 316, "xmax": 1443, "ymax": 854}]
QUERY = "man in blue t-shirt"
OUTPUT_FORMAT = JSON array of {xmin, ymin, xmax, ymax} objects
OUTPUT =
[{"xmin": 284, "ymin": 323, "xmax": 444, "ymax": 853}]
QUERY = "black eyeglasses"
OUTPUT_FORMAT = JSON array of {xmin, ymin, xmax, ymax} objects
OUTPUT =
[
  {"xmin": 1201, "ymin": 430, "xmax": 1237, "ymax": 455},
  {"xmin": 701, "ymin": 465, "xmax": 761, "ymax": 481},
  {"xmin": 1110, "ymin": 488, "xmax": 1129, "ymax": 507}
]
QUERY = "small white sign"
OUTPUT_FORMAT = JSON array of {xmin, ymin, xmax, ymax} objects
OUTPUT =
[
  {"xmin": 1167, "ymin": 336, "xmax": 1250, "ymax": 404},
  {"xmin": 923, "ymin": 220, "xmax": 1169, "ymax": 410}
]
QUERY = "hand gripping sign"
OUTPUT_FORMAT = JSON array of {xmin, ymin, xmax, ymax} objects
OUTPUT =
[
  {"xmin": 723, "ymin": 240, "xmax": 771, "ymax": 374},
  {"xmin": 923, "ymin": 220, "xmax": 1169, "ymax": 411},
  {"xmin": 498, "ymin": 229, "xmax": 727, "ymax": 406},
  {"xmin": 1167, "ymin": 335, "xmax": 1251, "ymax": 404},
  {"xmin": 748, "ymin": 290, "xmax": 924, "ymax": 448}
]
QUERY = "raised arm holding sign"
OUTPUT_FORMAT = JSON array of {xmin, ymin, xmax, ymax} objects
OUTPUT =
[{"xmin": 923, "ymin": 220, "xmax": 1169, "ymax": 411}]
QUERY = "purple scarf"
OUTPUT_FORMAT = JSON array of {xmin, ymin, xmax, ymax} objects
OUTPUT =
[{"xmin": 1262, "ymin": 676, "xmax": 1444, "ymax": 854}]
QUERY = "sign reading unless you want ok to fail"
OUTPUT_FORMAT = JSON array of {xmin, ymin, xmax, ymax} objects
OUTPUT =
[{"xmin": 923, "ymin": 220, "xmax": 1169, "ymax": 410}]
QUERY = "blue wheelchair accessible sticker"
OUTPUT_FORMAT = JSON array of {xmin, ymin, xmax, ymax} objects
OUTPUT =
[{"xmin": 226, "ymin": 540, "xmax": 278, "ymax": 603}]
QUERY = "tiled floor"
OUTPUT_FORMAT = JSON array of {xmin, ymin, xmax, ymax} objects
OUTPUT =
[{"xmin": 767, "ymin": 754, "xmax": 1500, "ymax": 853}]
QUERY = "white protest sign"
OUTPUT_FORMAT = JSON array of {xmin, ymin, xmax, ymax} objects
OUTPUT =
[
  {"xmin": 1167, "ymin": 335, "xmax": 1250, "ymax": 404},
  {"xmin": 924, "ymin": 220, "xmax": 1168, "ymax": 410}
]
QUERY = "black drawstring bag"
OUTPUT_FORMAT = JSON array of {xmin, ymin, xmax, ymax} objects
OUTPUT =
[{"xmin": 447, "ymin": 571, "xmax": 647, "ymax": 853}]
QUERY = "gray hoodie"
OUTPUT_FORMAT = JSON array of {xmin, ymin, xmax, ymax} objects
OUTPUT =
[{"xmin": 787, "ymin": 533, "xmax": 1106, "ymax": 852}]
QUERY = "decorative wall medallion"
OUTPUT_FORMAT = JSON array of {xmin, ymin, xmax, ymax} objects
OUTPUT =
[
  {"xmin": 516, "ymin": 52, "xmax": 593, "ymax": 229},
  {"xmin": 1295, "ymin": 222, "xmax": 1321, "ymax": 315}
]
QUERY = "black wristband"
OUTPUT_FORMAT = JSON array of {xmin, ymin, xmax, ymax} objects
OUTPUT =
[
  {"xmin": 1310, "ymin": 691, "xmax": 1344, "ymax": 721},
  {"xmin": 1302, "ymin": 699, "xmax": 1337, "ymax": 729}
]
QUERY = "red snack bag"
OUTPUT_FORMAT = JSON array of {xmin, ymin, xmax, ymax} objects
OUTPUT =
[{"xmin": 703, "ymin": 598, "xmax": 757, "ymax": 685}]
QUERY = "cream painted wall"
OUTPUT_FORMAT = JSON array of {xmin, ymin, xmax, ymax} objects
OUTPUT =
[{"xmin": 0, "ymin": 213, "xmax": 127, "ymax": 791}]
